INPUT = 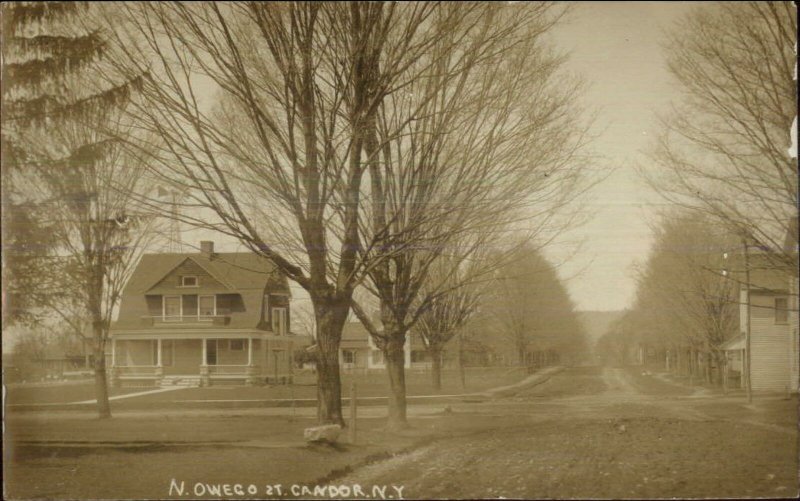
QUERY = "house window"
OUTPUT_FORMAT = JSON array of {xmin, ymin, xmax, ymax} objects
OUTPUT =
[
  {"xmin": 199, "ymin": 295, "xmax": 216, "ymax": 318},
  {"xmin": 163, "ymin": 296, "xmax": 181, "ymax": 321},
  {"xmin": 272, "ymin": 307, "xmax": 287, "ymax": 335},
  {"xmin": 229, "ymin": 339, "xmax": 245, "ymax": 351},
  {"xmin": 183, "ymin": 295, "xmax": 198, "ymax": 317},
  {"xmin": 342, "ymin": 350, "xmax": 356, "ymax": 364},
  {"xmin": 181, "ymin": 276, "xmax": 198, "ymax": 287},
  {"xmin": 775, "ymin": 297, "xmax": 788, "ymax": 324}
]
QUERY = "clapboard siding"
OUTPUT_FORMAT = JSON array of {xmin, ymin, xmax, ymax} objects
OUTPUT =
[
  {"xmin": 790, "ymin": 278, "xmax": 799, "ymax": 391},
  {"xmin": 750, "ymin": 294, "xmax": 793, "ymax": 392}
]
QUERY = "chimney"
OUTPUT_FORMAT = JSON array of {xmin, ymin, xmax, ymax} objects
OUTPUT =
[{"xmin": 200, "ymin": 241, "xmax": 214, "ymax": 258}]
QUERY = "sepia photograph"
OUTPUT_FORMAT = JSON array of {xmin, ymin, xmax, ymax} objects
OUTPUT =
[{"xmin": 1, "ymin": 1, "xmax": 797, "ymax": 499}]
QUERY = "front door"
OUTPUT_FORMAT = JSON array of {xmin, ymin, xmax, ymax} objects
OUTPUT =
[{"xmin": 206, "ymin": 339, "xmax": 217, "ymax": 365}]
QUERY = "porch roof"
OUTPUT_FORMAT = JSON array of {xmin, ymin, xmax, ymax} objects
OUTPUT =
[
  {"xmin": 721, "ymin": 333, "xmax": 745, "ymax": 351},
  {"xmin": 111, "ymin": 329, "xmax": 296, "ymax": 341}
]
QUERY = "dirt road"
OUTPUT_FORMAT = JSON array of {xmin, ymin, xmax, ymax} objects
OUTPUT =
[
  {"xmin": 5, "ymin": 366, "xmax": 797, "ymax": 499},
  {"xmin": 336, "ymin": 366, "xmax": 799, "ymax": 499}
]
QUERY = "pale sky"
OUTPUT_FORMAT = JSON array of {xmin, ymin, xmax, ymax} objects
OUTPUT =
[{"xmin": 543, "ymin": 1, "xmax": 695, "ymax": 312}]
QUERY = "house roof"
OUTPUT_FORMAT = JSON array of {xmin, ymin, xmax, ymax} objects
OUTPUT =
[
  {"xmin": 342, "ymin": 322, "xmax": 371, "ymax": 341},
  {"xmin": 123, "ymin": 252, "xmax": 288, "ymax": 295},
  {"xmin": 114, "ymin": 250, "xmax": 290, "ymax": 332},
  {"xmin": 784, "ymin": 216, "xmax": 798, "ymax": 255},
  {"xmin": 307, "ymin": 322, "xmax": 428, "ymax": 351},
  {"xmin": 744, "ymin": 264, "xmax": 791, "ymax": 293}
]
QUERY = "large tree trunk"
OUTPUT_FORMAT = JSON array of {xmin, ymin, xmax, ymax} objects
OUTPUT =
[
  {"xmin": 430, "ymin": 345, "xmax": 443, "ymax": 391},
  {"xmin": 716, "ymin": 351, "xmax": 725, "ymax": 387},
  {"xmin": 383, "ymin": 335, "xmax": 408, "ymax": 431},
  {"xmin": 457, "ymin": 331, "xmax": 466, "ymax": 390},
  {"xmin": 92, "ymin": 321, "xmax": 111, "ymax": 419},
  {"xmin": 90, "ymin": 310, "xmax": 111, "ymax": 419},
  {"xmin": 314, "ymin": 301, "xmax": 348, "ymax": 426}
]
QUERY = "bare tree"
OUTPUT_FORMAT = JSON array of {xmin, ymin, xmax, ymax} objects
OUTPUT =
[
  {"xmin": 22, "ymin": 120, "xmax": 154, "ymax": 417},
  {"xmin": 414, "ymin": 255, "xmax": 483, "ymax": 391},
  {"xmin": 482, "ymin": 243, "xmax": 588, "ymax": 367},
  {"xmin": 98, "ymin": 2, "xmax": 492, "ymax": 425},
  {"xmin": 647, "ymin": 2, "xmax": 797, "ymax": 274},
  {"xmin": 347, "ymin": 3, "xmax": 591, "ymax": 429},
  {"xmin": 2, "ymin": 2, "xmax": 151, "ymax": 418},
  {"xmin": 612, "ymin": 211, "xmax": 739, "ymax": 383}
]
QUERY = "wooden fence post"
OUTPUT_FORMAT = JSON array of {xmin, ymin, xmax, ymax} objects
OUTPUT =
[{"xmin": 349, "ymin": 381, "xmax": 357, "ymax": 444}]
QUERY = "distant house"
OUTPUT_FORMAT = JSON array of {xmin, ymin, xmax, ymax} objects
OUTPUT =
[
  {"xmin": 41, "ymin": 343, "xmax": 93, "ymax": 379},
  {"xmin": 4, "ymin": 327, "xmax": 94, "ymax": 383},
  {"xmin": 313, "ymin": 322, "xmax": 431, "ymax": 372},
  {"xmin": 110, "ymin": 241, "xmax": 297, "ymax": 387}
]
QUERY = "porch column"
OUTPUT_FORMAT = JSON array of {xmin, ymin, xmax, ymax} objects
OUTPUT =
[
  {"xmin": 266, "ymin": 339, "xmax": 271, "ymax": 382},
  {"xmin": 199, "ymin": 338, "xmax": 210, "ymax": 387},
  {"xmin": 261, "ymin": 335, "xmax": 267, "ymax": 369},
  {"xmin": 110, "ymin": 338, "xmax": 119, "ymax": 388},
  {"xmin": 154, "ymin": 339, "xmax": 164, "ymax": 384},
  {"xmin": 245, "ymin": 337, "xmax": 258, "ymax": 386}
]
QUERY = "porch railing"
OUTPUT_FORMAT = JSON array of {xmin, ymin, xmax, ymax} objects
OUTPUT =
[
  {"xmin": 115, "ymin": 365, "xmax": 158, "ymax": 376},
  {"xmin": 139, "ymin": 315, "xmax": 231, "ymax": 326},
  {"xmin": 207, "ymin": 364, "xmax": 254, "ymax": 375}
]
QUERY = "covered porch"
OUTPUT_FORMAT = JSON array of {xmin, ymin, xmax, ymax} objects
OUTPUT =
[{"xmin": 110, "ymin": 332, "xmax": 295, "ymax": 387}]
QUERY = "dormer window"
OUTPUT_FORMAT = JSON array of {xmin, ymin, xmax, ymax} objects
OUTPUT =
[
  {"xmin": 272, "ymin": 307, "xmax": 287, "ymax": 335},
  {"xmin": 181, "ymin": 276, "xmax": 198, "ymax": 287}
]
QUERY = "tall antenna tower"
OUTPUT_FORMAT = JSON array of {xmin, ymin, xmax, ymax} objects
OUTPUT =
[{"xmin": 157, "ymin": 185, "xmax": 184, "ymax": 252}]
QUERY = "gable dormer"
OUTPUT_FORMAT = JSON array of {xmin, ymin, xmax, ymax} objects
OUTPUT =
[{"xmin": 147, "ymin": 257, "xmax": 230, "ymax": 294}]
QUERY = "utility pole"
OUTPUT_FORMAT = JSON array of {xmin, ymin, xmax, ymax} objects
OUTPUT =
[{"xmin": 743, "ymin": 240, "xmax": 753, "ymax": 404}]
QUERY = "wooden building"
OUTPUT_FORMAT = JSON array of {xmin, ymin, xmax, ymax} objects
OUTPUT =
[{"xmin": 110, "ymin": 241, "xmax": 297, "ymax": 387}]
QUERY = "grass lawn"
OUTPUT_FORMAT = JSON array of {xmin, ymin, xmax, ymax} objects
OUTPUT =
[
  {"xmin": 4, "ymin": 408, "xmax": 525, "ymax": 499},
  {"xmin": 4, "ymin": 381, "xmax": 151, "ymax": 406},
  {"xmin": 3, "ymin": 413, "xmax": 438, "ymax": 500},
  {"xmin": 517, "ymin": 365, "xmax": 608, "ymax": 398},
  {"xmin": 5, "ymin": 366, "xmax": 527, "ymax": 409}
]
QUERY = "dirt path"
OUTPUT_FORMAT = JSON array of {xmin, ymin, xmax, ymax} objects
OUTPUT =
[{"xmin": 601, "ymin": 366, "xmax": 640, "ymax": 396}]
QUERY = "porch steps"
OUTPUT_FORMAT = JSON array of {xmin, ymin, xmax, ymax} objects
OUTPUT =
[{"xmin": 160, "ymin": 376, "xmax": 201, "ymax": 388}]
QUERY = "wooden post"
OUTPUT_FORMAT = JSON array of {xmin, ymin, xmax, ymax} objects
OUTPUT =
[
  {"xmin": 458, "ymin": 330, "xmax": 466, "ymax": 390},
  {"xmin": 743, "ymin": 240, "xmax": 753, "ymax": 404},
  {"xmin": 722, "ymin": 355, "xmax": 728, "ymax": 395},
  {"xmin": 157, "ymin": 339, "xmax": 162, "ymax": 367},
  {"xmin": 349, "ymin": 381, "xmax": 357, "ymax": 444},
  {"xmin": 111, "ymin": 338, "xmax": 116, "ymax": 368},
  {"xmin": 247, "ymin": 337, "xmax": 253, "ymax": 366},
  {"xmin": 201, "ymin": 338, "xmax": 207, "ymax": 366}
]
